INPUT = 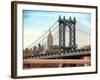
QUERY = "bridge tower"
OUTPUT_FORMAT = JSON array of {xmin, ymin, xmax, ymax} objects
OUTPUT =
[{"xmin": 58, "ymin": 16, "xmax": 77, "ymax": 51}]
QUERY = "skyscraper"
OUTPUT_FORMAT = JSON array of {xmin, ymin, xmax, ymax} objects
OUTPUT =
[{"xmin": 47, "ymin": 29, "xmax": 53, "ymax": 49}]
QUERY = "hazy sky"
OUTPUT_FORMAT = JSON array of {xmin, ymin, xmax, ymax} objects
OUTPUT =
[{"xmin": 23, "ymin": 10, "xmax": 91, "ymax": 49}]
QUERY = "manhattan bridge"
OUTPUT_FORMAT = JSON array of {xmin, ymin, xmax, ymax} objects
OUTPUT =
[{"xmin": 23, "ymin": 16, "xmax": 91, "ymax": 60}]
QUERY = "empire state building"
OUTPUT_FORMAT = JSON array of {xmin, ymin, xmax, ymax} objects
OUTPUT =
[{"xmin": 47, "ymin": 29, "xmax": 53, "ymax": 49}]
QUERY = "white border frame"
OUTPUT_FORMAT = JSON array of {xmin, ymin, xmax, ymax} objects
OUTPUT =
[{"xmin": 16, "ymin": 3, "xmax": 97, "ymax": 77}]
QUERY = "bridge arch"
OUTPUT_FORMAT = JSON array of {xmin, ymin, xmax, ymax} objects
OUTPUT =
[{"xmin": 58, "ymin": 16, "xmax": 77, "ymax": 51}]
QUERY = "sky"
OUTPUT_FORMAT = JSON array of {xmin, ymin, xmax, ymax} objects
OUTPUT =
[{"xmin": 23, "ymin": 10, "xmax": 91, "ymax": 49}]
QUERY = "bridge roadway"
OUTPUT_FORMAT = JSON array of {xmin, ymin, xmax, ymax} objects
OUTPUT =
[{"xmin": 24, "ymin": 49, "xmax": 91, "ymax": 59}]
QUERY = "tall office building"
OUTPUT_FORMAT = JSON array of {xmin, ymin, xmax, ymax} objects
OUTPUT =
[{"xmin": 47, "ymin": 29, "xmax": 53, "ymax": 49}]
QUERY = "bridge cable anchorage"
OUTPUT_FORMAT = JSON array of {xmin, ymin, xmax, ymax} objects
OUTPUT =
[{"xmin": 26, "ymin": 20, "xmax": 58, "ymax": 49}]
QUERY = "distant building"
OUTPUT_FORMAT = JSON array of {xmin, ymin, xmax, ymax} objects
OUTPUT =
[
  {"xmin": 33, "ymin": 46, "xmax": 37, "ymax": 50},
  {"xmin": 47, "ymin": 29, "xmax": 53, "ymax": 49},
  {"xmin": 32, "ymin": 46, "xmax": 38, "ymax": 55},
  {"xmin": 37, "ymin": 44, "xmax": 44, "ymax": 54}
]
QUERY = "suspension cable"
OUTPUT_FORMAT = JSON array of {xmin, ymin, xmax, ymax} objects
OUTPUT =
[{"xmin": 26, "ymin": 20, "xmax": 58, "ymax": 48}]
